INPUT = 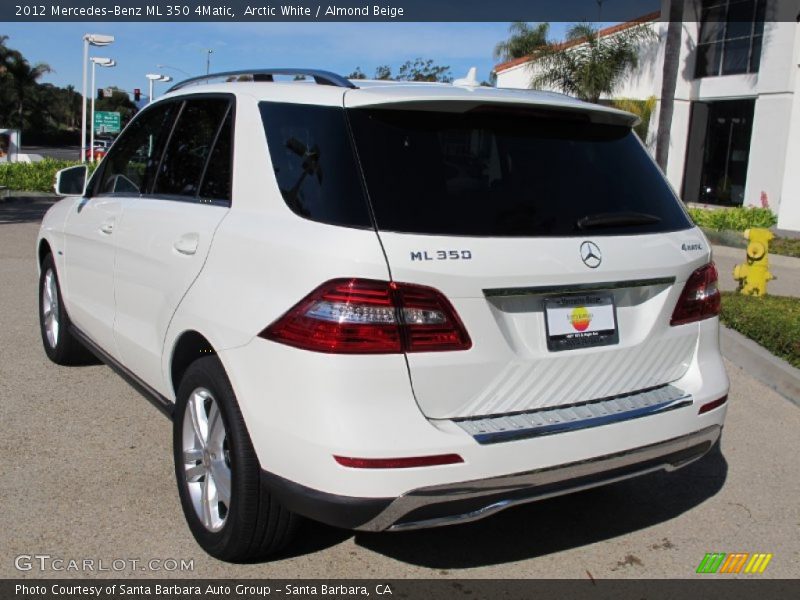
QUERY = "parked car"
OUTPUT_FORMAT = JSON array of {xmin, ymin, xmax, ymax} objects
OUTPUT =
[
  {"xmin": 39, "ymin": 69, "xmax": 729, "ymax": 562},
  {"xmin": 84, "ymin": 139, "xmax": 113, "ymax": 161}
]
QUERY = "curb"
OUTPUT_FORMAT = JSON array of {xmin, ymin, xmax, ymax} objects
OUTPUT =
[
  {"xmin": 720, "ymin": 326, "xmax": 800, "ymax": 408},
  {"xmin": 711, "ymin": 243, "xmax": 800, "ymax": 269}
]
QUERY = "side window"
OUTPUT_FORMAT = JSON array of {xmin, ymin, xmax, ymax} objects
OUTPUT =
[
  {"xmin": 260, "ymin": 102, "xmax": 371, "ymax": 228},
  {"xmin": 96, "ymin": 103, "xmax": 177, "ymax": 195},
  {"xmin": 199, "ymin": 108, "xmax": 233, "ymax": 202},
  {"xmin": 153, "ymin": 98, "xmax": 231, "ymax": 199}
]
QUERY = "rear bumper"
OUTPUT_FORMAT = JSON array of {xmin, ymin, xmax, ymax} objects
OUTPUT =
[{"xmin": 262, "ymin": 425, "xmax": 721, "ymax": 532}]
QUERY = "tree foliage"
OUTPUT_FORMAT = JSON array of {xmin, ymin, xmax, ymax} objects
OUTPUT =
[
  {"xmin": 530, "ymin": 23, "xmax": 655, "ymax": 103},
  {"xmin": 352, "ymin": 60, "xmax": 452, "ymax": 83},
  {"xmin": 493, "ymin": 22, "xmax": 550, "ymax": 61},
  {"xmin": 0, "ymin": 36, "xmax": 90, "ymax": 143},
  {"xmin": 611, "ymin": 96, "xmax": 656, "ymax": 141},
  {"xmin": 346, "ymin": 67, "xmax": 367, "ymax": 80}
]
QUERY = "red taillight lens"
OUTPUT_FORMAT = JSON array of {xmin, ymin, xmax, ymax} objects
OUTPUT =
[
  {"xmin": 333, "ymin": 454, "xmax": 464, "ymax": 469},
  {"xmin": 260, "ymin": 278, "xmax": 472, "ymax": 354},
  {"xmin": 670, "ymin": 263, "xmax": 721, "ymax": 326}
]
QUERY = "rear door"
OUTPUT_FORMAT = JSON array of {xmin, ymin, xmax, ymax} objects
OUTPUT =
[
  {"xmin": 345, "ymin": 102, "xmax": 708, "ymax": 420},
  {"xmin": 112, "ymin": 96, "xmax": 233, "ymax": 393}
]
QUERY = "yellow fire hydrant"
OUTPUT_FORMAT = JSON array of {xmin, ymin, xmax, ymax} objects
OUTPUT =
[{"xmin": 733, "ymin": 228, "xmax": 774, "ymax": 296}]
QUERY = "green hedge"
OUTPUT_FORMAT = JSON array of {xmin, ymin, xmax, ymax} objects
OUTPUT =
[
  {"xmin": 0, "ymin": 159, "xmax": 96, "ymax": 193},
  {"xmin": 720, "ymin": 292, "xmax": 800, "ymax": 369},
  {"xmin": 687, "ymin": 206, "xmax": 777, "ymax": 231}
]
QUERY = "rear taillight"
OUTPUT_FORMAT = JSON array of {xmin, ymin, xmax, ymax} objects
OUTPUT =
[
  {"xmin": 670, "ymin": 263, "xmax": 721, "ymax": 326},
  {"xmin": 260, "ymin": 278, "xmax": 472, "ymax": 354}
]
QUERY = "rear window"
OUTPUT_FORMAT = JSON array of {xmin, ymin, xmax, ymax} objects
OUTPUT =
[{"xmin": 347, "ymin": 108, "xmax": 692, "ymax": 237}]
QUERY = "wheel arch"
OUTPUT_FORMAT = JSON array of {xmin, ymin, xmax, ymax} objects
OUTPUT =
[
  {"xmin": 170, "ymin": 330, "xmax": 217, "ymax": 397},
  {"xmin": 38, "ymin": 238, "xmax": 53, "ymax": 267}
]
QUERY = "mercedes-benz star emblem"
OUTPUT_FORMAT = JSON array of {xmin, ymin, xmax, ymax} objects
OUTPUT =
[{"xmin": 580, "ymin": 241, "xmax": 602, "ymax": 268}]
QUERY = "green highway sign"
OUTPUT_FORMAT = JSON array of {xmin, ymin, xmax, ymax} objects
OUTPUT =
[{"xmin": 94, "ymin": 111, "xmax": 121, "ymax": 134}]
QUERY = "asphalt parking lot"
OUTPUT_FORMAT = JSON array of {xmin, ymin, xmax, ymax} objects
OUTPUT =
[{"xmin": 1, "ymin": 203, "xmax": 798, "ymax": 580}]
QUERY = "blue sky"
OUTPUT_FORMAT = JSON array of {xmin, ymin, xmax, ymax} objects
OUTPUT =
[{"xmin": 1, "ymin": 21, "xmax": 609, "ymax": 97}]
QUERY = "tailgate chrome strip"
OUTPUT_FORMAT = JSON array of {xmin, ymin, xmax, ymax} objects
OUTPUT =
[
  {"xmin": 484, "ymin": 276, "xmax": 675, "ymax": 297},
  {"xmin": 453, "ymin": 384, "xmax": 691, "ymax": 444}
]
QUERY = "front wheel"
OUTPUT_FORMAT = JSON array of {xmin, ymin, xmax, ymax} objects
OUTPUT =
[
  {"xmin": 173, "ymin": 356, "xmax": 299, "ymax": 562},
  {"xmin": 38, "ymin": 254, "xmax": 93, "ymax": 365}
]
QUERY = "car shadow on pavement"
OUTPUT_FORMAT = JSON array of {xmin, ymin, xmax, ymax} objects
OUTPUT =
[
  {"xmin": 0, "ymin": 196, "xmax": 58, "ymax": 224},
  {"xmin": 352, "ymin": 446, "xmax": 728, "ymax": 569}
]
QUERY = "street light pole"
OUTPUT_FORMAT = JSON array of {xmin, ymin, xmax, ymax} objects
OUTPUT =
[
  {"xmin": 89, "ymin": 58, "xmax": 116, "ymax": 162},
  {"xmin": 146, "ymin": 74, "xmax": 173, "ymax": 104},
  {"xmin": 206, "ymin": 49, "xmax": 213, "ymax": 75},
  {"xmin": 80, "ymin": 34, "xmax": 114, "ymax": 163}
]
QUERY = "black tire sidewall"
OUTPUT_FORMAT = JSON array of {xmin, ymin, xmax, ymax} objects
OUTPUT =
[
  {"xmin": 39, "ymin": 255, "xmax": 66, "ymax": 362},
  {"xmin": 173, "ymin": 356, "xmax": 263, "ymax": 561}
]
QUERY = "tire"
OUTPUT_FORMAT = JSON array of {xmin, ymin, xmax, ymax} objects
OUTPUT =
[
  {"xmin": 38, "ymin": 254, "xmax": 94, "ymax": 365},
  {"xmin": 173, "ymin": 355, "xmax": 299, "ymax": 562}
]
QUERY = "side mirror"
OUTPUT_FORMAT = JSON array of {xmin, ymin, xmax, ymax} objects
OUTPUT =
[{"xmin": 54, "ymin": 165, "xmax": 88, "ymax": 196}]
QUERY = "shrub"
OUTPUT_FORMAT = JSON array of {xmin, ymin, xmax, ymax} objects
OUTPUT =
[
  {"xmin": 687, "ymin": 206, "xmax": 778, "ymax": 231},
  {"xmin": 0, "ymin": 159, "xmax": 96, "ymax": 193},
  {"xmin": 720, "ymin": 292, "xmax": 800, "ymax": 369}
]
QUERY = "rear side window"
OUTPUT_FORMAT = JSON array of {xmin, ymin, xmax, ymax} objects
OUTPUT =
[
  {"xmin": 348, "ymin": 108, "xmax": 692, "ymax": 237},
  {"xmin": 154, "ymin": 98, "xmax": 232, "ymax": 200},
  {"xmin": 260, "ymin": 102, "xmax": 371, "ymax": 228},
  {"xmin": 95, "ymin": 103, "xmax": 177, "ymax": 195}
]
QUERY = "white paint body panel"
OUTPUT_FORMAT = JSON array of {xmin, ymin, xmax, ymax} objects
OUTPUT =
[{"xmin": 113, "ymin": 199, "xmax": 229, "ymax": 396}]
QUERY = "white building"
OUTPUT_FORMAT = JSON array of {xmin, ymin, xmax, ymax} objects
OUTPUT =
[{"xmin": 495, "ymin": 0, "xmax": 800, "ymax": 232}]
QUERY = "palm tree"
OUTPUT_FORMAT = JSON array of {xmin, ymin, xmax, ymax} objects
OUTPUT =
[
  {"xmin": 655, "ymin": 1, "xmax": 684, "ymax": 171},
  {"xmin": 493, "ymin": 22, "xmax": 550, "ymax": 61},
  {"xmin": 530, "ymin": 23, "xmax": 655, "ymax": 103},
  {"xmin": 4, "ymin": 51, "xmax": 52, "ymax": 128}
]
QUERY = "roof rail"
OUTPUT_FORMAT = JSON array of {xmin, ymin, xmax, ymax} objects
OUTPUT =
[{"xmin": 166, "ymin": 68, "xmax": 357, "ymax": 93}]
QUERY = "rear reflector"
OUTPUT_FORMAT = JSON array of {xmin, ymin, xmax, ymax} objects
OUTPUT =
[
  {"xmin": 698, "ymin": 395, "xmax": 728, "ymax": 414},
  {"xmin": 260, "ymin": 278, "xmax": 471, "ymax": 354},
  {"xmin": 670, "ymin": 263, "xmax": 721, "ymax": 326},
  {"xmin": 333, "ymin": 454, "xmax": 464, "ymax": 469}
]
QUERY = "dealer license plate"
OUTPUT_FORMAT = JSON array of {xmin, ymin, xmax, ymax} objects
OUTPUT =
[{"xmin": 544, "ymin": 293, "xmax": 619, "ymax": 352}]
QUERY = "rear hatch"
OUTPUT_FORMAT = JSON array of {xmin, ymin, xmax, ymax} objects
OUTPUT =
[{"xmin": 344, "ymin": 89, "xmax": 708, "ymax": 420}]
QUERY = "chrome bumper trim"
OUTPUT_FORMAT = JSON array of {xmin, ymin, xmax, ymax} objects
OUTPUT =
[
  {"xmin": 358, "ymin": 425, "xmax": 721, "ymax": 532},
  {"xmin": 453, "ymin": 384, "xmax": 692, "ymax": 444},
  {"xmin": 483, "ymin": 276, "xmax": 675, "ymax": 298}
]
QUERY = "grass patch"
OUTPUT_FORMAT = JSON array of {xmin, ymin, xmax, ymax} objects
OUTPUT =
[
  {"xmin": 769, "ymin": 237, "xmax": 800, "ymax": 258},
  {"xmin": 720, "ymin": 291, "xmax": 800, "ymax": 369},
  {"xmin": 0, "ymin": 159, "xmax": 96, "ymax": 194}
]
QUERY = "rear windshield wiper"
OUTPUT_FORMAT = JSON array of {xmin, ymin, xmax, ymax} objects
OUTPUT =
[{"xmin": 577, "ymin": 211, "xmax": 661, "ymax": 230}]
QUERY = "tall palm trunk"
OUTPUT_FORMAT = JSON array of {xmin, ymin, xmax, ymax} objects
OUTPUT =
[{"xmin": 655, "ymin": 0, "xmax": 684, "ymax": 171}]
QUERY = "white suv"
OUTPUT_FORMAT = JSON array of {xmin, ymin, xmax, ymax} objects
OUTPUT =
[{"xmin": 39, "ymin": 69, "xmax": 728, "ymax": 562}]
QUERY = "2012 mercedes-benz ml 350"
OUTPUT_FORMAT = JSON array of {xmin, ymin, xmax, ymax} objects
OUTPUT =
[{"xmin": 38, "ymin": 69, "xmax": 728, "ymax": 562}]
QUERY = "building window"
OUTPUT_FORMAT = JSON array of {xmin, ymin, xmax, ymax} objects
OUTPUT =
[
  {"xmin": 682, "ymin": 99, "xmax": 756, "ymax": 206},
  {"xmin": 695, "ymin": 0, "xmax": 765, "ymax": 78}
]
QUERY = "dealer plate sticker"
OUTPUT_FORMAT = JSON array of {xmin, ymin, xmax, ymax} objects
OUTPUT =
[{"xmin": 544, "ymin": 293, "xmax": 619, "ymax": 351}]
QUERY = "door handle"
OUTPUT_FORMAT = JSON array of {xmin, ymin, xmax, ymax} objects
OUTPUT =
[
  {"xmin": 99, "ymin": 219, "xmax": 115, "ymax": 235},
  {"xmin": 174, "ymin": 233, "xmax": 199, "ymax": 256}
]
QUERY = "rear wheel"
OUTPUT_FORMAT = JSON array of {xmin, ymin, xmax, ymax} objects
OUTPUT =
[
  {"xmin": 38, "ymin": 254, "xmax": 93, "ymax": 365},
  {"xmin": 173, "ymin": 356, "xmax": 299, "ymax": 562}
]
